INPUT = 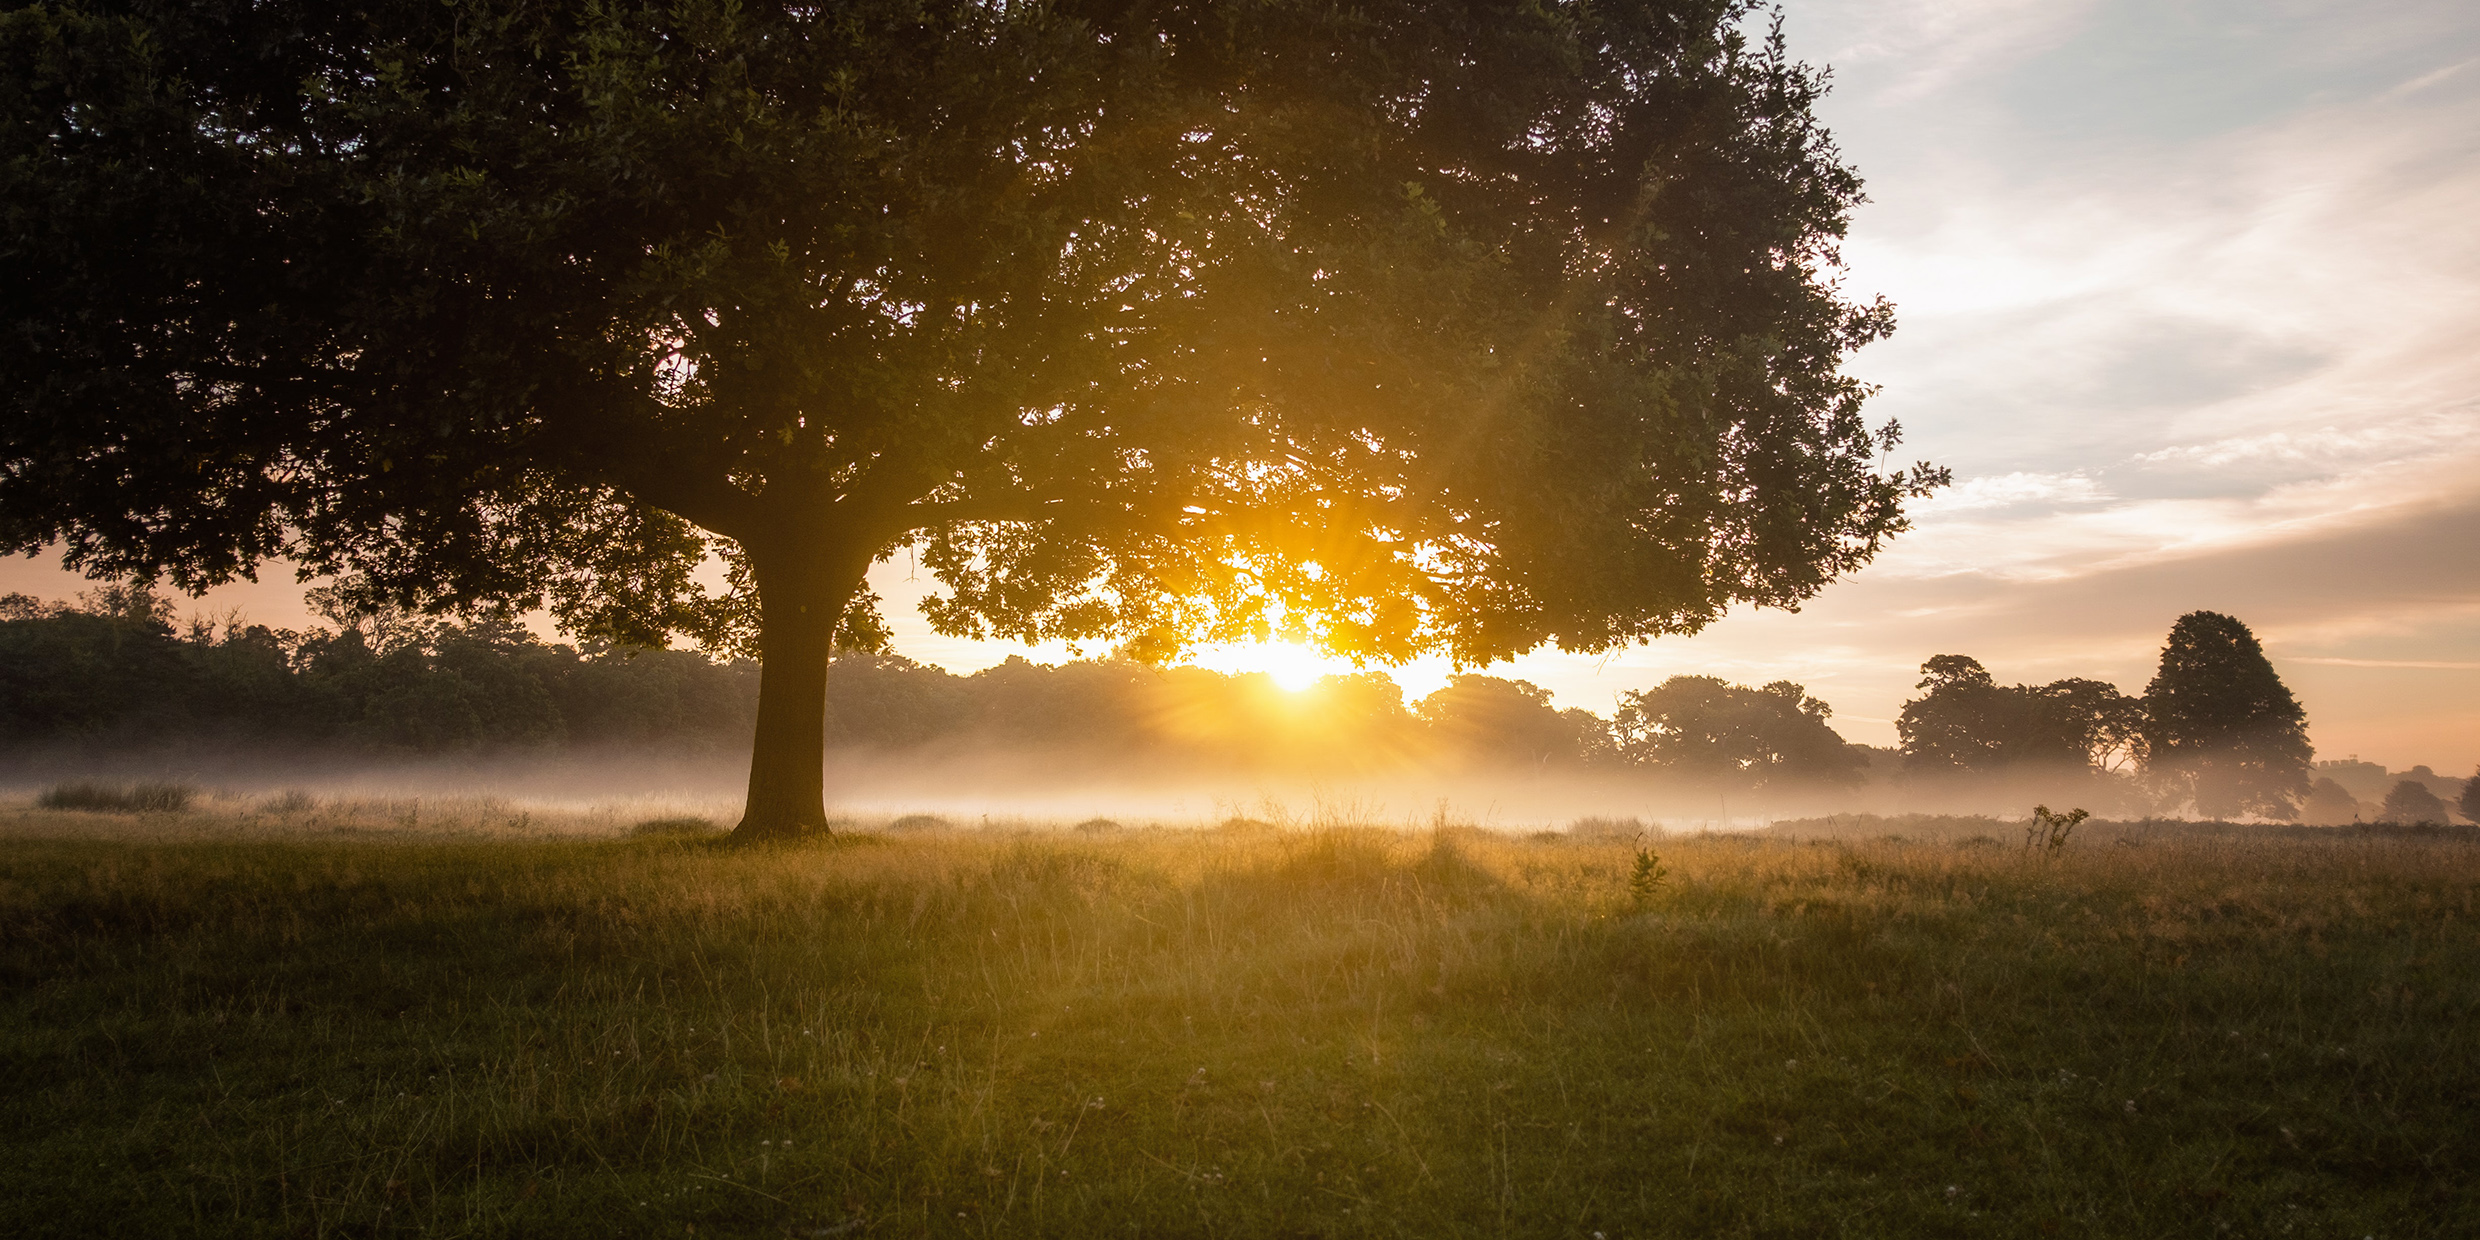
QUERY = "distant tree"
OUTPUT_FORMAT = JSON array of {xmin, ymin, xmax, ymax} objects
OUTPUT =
[
  {"xmin": 2298, "ymin": 777, "xmax": 2361, "ymax": 826},
  {"xmin": 2463, "ymin": 766, "xmax": 2480, "ymax": 825},
  {"xmin": 560, "ymin": 646, "xmax": 761, "ymax": 749},
  {"xmin": 1894, "ymin": 656, "xmax": 2004, "ymax": 769},
  {"xmin": 2139, "ymin": 612, "xmax": 2311, "ymax": 820},
  {"xmin": 4, "ymin": 0, "xmax": 1940, "ymax": 837},
  {"xmin": 1895, "ymin": 656, "xmax": 2142, "ymax": 772},
  {"xmin": 2380, "ymin": 780, "xmax": 2447, "ymax": 825},
  {"xmin": 2398, "ymin": 766, "xmax": 2453, "ymax": 800},
  {"xmin": 1561, "ymin": 708, "xmax": 1622, "ymax": 767},
  {"xmin": 1613, "ymin": 676, "xmax": 1863, "ymax": 786},
  {"xmin": 0, "ymin": 586, "xmax": 771, "ymax": 751},
  {"xmin": 1418, "ymin": 675, "xmax": 1601, "ymax": 769},
  {"xmin": 0, "ymin": 584, "xmax": 193, "ymax": 740},
  {"xmin": 819, "ymin": 654, "xmax": 971, "ymax": 750},
  {"xmin": 2034, "ymin": 678, "xmax": 2149, "ymax": 773},
  {"xmin": 1307, "ymin": 673, "xmax": 1430, "ymax": 769}
]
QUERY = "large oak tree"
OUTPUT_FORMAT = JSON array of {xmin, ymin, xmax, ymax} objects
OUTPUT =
[{"xmin": 3, "ymin": 0, "xmax": 1941, "ymax": 837}]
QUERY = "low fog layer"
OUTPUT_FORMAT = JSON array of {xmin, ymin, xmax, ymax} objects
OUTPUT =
[
  {"xmin": 5, "ymin": 588, "xmax": 2469, "ymax": 831},
  {"xmin": 7, "ymin": 743, "xmax": 2464, "ymax": 839}
]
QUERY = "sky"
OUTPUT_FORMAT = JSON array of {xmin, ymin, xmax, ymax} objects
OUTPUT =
[{"xmin": 7, "ymin": 0, "xmax": 2477, "ymax": 770}]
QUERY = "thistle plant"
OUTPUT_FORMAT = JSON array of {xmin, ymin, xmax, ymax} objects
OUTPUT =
[{"xmin": 2026, "ymin": 805, "xmax": 2089, "ymax": 853}]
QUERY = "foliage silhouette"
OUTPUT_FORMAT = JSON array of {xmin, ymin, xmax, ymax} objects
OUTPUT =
[
  {"xmin": 1416, "ymin": 675, "xmax": 1610, "ymax": 769},
  {"xmin": 0, "ymin": 586, "xmax": 1481, "ymax": 769},
  {"xmin": 2139, "ymin": 612, "xmax": 2311, "ymax": 820},
  {"xmin": 1896, "ymin": 656, "xmax": 2142, "ymax": 772},
  {"xmin": 2299, "ymin": 777, "xmax": 2361, "ymax": 826},
  {"xmin": 1611, "ymin": 675, "xmax": 1864, "ymax": 786},
  {"xmin": 2380, "ymin": 780, "xmax": 2447, "ymax": 825}
]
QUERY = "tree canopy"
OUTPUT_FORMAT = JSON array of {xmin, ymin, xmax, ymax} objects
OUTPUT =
[
  {"xmin": 1895, "ymin": 655, "xmax": 2143, "ymax": 773},
  {"xmin": 2139, "ymin": 611, "xmax": 2311, "ymax": 820},
  {"xmin": 1415, "ymin": 674, "xmax": 1612, "ymax": 769},
  {"xmin": 1611, "ymin": 675, "xmax": 1862, "ymax": 786},
  {"xmin": 2379, "ymin": 780, "xmax": 2446, "ymax": 825},
  {"xmin": 2297, "ymin": 777, "xmax": 2360, "ymax": 826},
  {"xmin": 3, "ymin": 0, "xmax": 1938, "ymax": 835}
]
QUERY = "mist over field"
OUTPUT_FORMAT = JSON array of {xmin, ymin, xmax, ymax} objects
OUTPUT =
[
  {"xmin": 0, "ymin": 745, "xmax": 2125, "ymax": 833},
  {"xmin": 6, "ymin": 586, "xmax": 2467, "ymax": 835}
]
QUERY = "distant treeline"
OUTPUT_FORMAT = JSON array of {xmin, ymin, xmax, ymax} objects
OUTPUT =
[
  {"xmin": 0, "ymin": 586, "xmax": 1850, "ymax": 779},
  {"xmin": 3, "ymin": 588, "xmax": 2471, "ymax": 819},
  {"xmin": 0, "ymin": 587, "xmax": 758, "ymax": 752}
]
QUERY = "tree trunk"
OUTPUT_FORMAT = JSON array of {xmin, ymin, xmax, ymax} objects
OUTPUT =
[{"xmin": 732, "ymin": 539, "xmax": 867, "ymax": 843}]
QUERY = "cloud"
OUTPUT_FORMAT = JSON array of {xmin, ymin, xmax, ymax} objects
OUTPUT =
[
  {"xmin": 1804, "ymin": 0, "xmax": 2103, "ymax": 102},
  {"xmin": 2291, "ymin": 658, "xmax": 2480, "ymax": 670},
  {"xmin": 1916, "ymin": 471, "xmax": 2112, "ymax": 512},
  {"xmin": 1882, "ymin": 452, "xmax": 2480, "ymax": 584},
  {"xmin": 2132, "ymin": 411, "xmax": 2480, "ymax": 471},
  {"xmin": 2380, "ymin": 55, "xmax": 2474, "ymax": 99}
]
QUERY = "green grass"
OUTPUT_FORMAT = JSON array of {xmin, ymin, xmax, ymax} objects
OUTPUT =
[{"xmin": 2, "ymin": 813, "xmax": 2476, "ymax": 1237}]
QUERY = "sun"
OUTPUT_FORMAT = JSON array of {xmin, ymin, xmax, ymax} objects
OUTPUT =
[
  {"xmin": 1257, "ymin": 644, "xmax": 1332, "ymax": 692},
  {"xmin": 1189, "ymin": 641, "xmax": 1347, "ymax": 692}
]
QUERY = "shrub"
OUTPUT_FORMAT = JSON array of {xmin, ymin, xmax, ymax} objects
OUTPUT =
[
  {"xmin": 1073, "ymin": 817, "xmax": 1123, "ymax": 834},
  {"xmin": 889, "ymin": 813, "xmax": 953, "ymax": 833},
  {"xmin": 38, "ymin": 781, "xmax": 193, "ymax": 813},
  {"xmin": 1569, "ymin": 815, "xmax": 1649, "ymax": 841}
]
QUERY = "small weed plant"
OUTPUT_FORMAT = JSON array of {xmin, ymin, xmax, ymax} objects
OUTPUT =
[
  {"xmin": 1628, "ymin": 842, "xmax": 1670, "ymax": 906},
  {"xmin": 2026, "ymin": 804, "xmax": 2089, "ymax": 853}
]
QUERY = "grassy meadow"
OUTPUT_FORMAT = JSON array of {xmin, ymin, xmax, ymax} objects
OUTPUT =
[{"xmin": 2, "ymin": 799, "xmax": 2476, "ymax": 1238}]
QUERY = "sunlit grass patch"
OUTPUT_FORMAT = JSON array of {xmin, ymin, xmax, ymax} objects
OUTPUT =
[{"xmin": 0, "ymin": 813, "xmax": 2475, "ymax": 1237}]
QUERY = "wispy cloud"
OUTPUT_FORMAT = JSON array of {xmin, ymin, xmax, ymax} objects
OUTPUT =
[
  {"xmin": 2291, "ymin": 657, "xmax": 2480, "ymax": 669},
  {"xmin": 2382, "ymin": 56, "xmax": 2475, "ymax": 99},
  {"xmin": 2132, "ymin": 412, "xmax": 2480, "ymax": 471},
  {"xmin": 1916, "ymin": 471, "xmax": 2112, "ymax": 512},
  {"xmin": 1811, "ymin": 0, "xmax": 2102, "ymax": 101}
]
